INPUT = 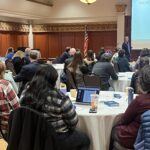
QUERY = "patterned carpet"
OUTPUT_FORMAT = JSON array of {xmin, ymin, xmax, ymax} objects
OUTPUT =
[{"xmin": 0, "ymin": 139, "xmax": 7, "ymax": 150}]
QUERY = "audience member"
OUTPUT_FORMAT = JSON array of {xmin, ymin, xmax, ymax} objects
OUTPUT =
[
  {"xmin": 96, "ymin": 47, "xmax": 105, "ymax": 61},
  {"xmin": 111, "ymin": 48, "xmax": 120, "ymax": 63},
  {"xmin": 116, "ymin": 49, "xmax": 132, "ymax": 72},
  {"xmin": 109, "ymin": 65, "xmax": 150, "ymax": 150},
  {"xmin": 92, "ymin": 52, "xmax": 118, "ymax": 90},
  {"xmin": 84, "ymin": 49, "xmax": 96, "ymax": 73},
  {"xmin": 131, "ymin": 56, "xmax": 149, "ymax": 93},
  {"xmin": 54, "ymin": 47, "xmax": 71, "ymax": 64},
  {"xmin": 5, "ymin": 47, "xmax": 14, "ymax": 60},
  {"xmin": 0, "ymin": 62, "xmax": 20, "ymax": 139},
  {"xmin": 12, "ymin": 50, "xmax": 26, "ymax": 74},
  {"xmin": 67, "ymin": 51, "xmax": 89, "ymax": 87},
  {"xmin": 65, "ymin": 48, "xmax": 76, "ymax": 67},
  {"xmin": 134, "ymin": 48, "xmax": 150, "ymax": 70},
  {"xmin": 122, "ymin": 36, "xmax": 132, "ymax": 61},
  {"xmin": 14, "ymin": 50, "xmax": 41, "ymax": 97},
  {"xmin": 20, "ymin": 64, "xmax": 90, "ymax": 150}
]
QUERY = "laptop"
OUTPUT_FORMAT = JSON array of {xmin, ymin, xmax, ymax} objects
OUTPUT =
[{"xmin": 76, "ymin": 87, "xmax": 100, "ymax": 104}]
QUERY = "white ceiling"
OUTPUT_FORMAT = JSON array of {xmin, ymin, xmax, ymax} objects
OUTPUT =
[{"xmin": 0, "ymin": 0, "xmax": 131, "ymax": 24}]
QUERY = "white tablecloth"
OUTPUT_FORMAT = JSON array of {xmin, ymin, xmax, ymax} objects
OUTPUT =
[
  {"xmin": 52, "ymin": 64, "xmax": 64, "ymax": 88},
  {"xmin": 110, "ymin": 72, "xmax": 134, "ymax": 92},
  {"xmin": 70, "ymin": 91, "xmax": 128, "ymax": 150}
]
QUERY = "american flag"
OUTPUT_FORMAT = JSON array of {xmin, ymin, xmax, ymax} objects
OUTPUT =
[{"xmin": 83, "ymin": 26, "xmax": 88, "ymax": 56}]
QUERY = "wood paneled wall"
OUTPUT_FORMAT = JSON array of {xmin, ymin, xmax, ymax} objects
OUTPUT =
[
  {"xmin": 33, "ymin": 31, "xmax": 117, "ymax": 58},
  {"xmin": 0, "ymin": 32, "xmax": 28, "ymax": 56}
]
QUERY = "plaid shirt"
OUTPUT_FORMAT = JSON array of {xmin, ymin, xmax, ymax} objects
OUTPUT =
[
  {"xmin": 43, "ymin": 90, "xmax": 78, "ymax": 133},
  {"xmin": 0, "ymin": 79, "xmax": 20, "ymax": 134}
]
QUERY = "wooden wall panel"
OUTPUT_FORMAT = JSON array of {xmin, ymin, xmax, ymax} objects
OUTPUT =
[
  {"xmin": 33, "ymin": 33, "xmax": 49, "ymax": 58},
  {"xmin": 1, "ymin": 33, "xmax": 11, "ymax": 56},
  {"xmin": 61, "ymin": 32, "xmax": 75, "ymax": 51},
  {"xmin": 17, "ymin": 34, "xmax": 28, "ymax": 47},
  {"xmin": 48, "ymin": 33, "xmax": 61, "ymax": 58},
  {"xmin": 0, "ymin": 32, "xmax": 29, "ymax": 57},
  {"xmin": 33, "ymin": 31, "xmax": 117, "ymax": 58},
  {"xmin": 74, "ymin": 32, "xmax": 84, "ymax": 52}
]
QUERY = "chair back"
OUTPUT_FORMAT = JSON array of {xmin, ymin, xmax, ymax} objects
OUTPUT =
[
  {"xmin": 7, "ymin": 106, "xmax": 59, "ymax": 150},
  {"xmin": 83, "ymin": 74, "xmax": 101, "ymax": 88}
]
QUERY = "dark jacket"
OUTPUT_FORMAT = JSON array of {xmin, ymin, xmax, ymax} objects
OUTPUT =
[
  {"xmin": 7, "ymin": 107, "xmax": 59, "ymax": 150},
  {"xmin": 14, "ymin": 61, "xmax": 41, "ymax": 96},
  {"xmin": 115, "ymin": 93, "xmax": 150, "ymax": 149},
  {"xmin": 117, "ymin": 56, "xmax": 131, "ymax": 72},
  {"xmin": 92, "ymin": 62, "xmax": 118, "ymax": 90},
  {"xmin": 122, "ymin": 42, "xmax": 131, "ymax": 60},
  {"xmin": 134, "ymin": 110, "xmax": 150, "ymax": 150}
]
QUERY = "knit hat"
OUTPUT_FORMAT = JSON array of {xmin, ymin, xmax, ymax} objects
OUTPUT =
[{"xmin": 101, "ymin": 52, "xmax": 112, "ymax": 60}]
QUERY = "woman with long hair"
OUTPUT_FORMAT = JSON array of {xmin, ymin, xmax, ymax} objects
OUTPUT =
[
  {"xmin": 67, "ymin": 51, "xmax": 89, "ymax": 87},
  {"xmin": 21, "ymin": 64, "xmax": 90, "ymax": 150}
]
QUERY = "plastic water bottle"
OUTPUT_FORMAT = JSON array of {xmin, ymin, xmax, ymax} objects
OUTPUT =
[{"xmin": 128, "ymin": 87, "xmax": 134, "ymax": 105}]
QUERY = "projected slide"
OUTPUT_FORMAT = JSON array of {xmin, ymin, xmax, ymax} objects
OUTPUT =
[{"xmin": 132, "ymin": 0, "xmax": 150, "ymax": 49}]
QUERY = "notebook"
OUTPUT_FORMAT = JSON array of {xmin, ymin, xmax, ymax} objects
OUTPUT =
[
  {"xmin": 104, "ymin": 101, "xmax": 119, "ymax": 107},
  {"xmin": 76, "ymin": 87, "xmax": 100, "ymax": 104}
]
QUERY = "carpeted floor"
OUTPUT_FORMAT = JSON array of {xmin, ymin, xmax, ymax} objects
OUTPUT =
[{"xmin": 0, "ymin": 139, "xmax": 7, "ymax": 150}]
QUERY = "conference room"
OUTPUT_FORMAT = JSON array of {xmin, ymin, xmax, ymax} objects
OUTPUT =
[{"xmin": 1, "ymin": 0, "xmax": 150, "ymax": 150}]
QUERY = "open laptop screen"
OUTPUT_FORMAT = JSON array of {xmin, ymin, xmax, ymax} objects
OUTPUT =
[{"xmin": 76, "ymin": 87, "xmax": 100, "ymax": 104}]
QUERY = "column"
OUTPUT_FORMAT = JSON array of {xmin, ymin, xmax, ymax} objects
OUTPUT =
[
  {"xmin": 28, "ymin": 24, "xmax": 33, "ymax": 48},
  {"xmin": 116, "ymin": 4, "xmax": 126, "ymax": 48}
]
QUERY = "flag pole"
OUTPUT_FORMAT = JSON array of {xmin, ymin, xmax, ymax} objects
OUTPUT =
[{"xmin": 83, "ymin": 25, "xmax": 88, "ymax": 57}]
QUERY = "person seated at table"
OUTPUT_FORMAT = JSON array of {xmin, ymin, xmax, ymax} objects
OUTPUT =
[
  {"xmin": 0, "ymin": 61, "xmax": 20, "ymax": 139},
  {"xmin": 14, "ymin": 50, "xmax": 41, "ymax": 97},
  {"xmin": 116, "ymin": 49, "xmax": 132, "ymax": 72},
  {"xmin": 12, "ymin": 50, "xmax": 27, "ymax": 74},
  {"xmin": 5, "ymin": 47, "xmax": 14, "ymax": 60},
  {"xmin": 20, "ymin": 64, "xmax": 90, "ymax": 150},
  {"xmin": 67, "ymin": 51, "xmax": 89, "ymax": 87},
  {"xmin": 134, "ymin": 48, "xmax": 150, "ymax": 70},
  {"xmin": 53, "ymin": 47, "xmax": 71, "ymax": 64},
  {"xmin": 84, "ymin": 49, "xmax": 96, "ymax": 73},
  {"xmin": 130, "ymin": 56, "xmax": 149, "ymax": 94},
  {"xmin": 92, "ymin": 52, "xmax": 118, "ymax": 90},
  {"xmin": 96, "ymin": 47, "xmax": 105, "ymax": 61},
  {"xmin": 111, "ymin": 48, "xmax": 121, "ymax": 63},
  {"xmin": 109, "ymin": 65, "xmax": 150, "ymax": 150}
]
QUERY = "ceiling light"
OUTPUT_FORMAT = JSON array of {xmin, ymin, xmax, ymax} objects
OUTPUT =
[{"xmin": 80, "ymin": 0, "xmax": 96, "ymax": 4}]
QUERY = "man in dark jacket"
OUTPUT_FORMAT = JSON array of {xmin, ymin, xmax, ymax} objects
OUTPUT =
[
  {"xmin": 92, "ymin": 52, "xmax": 118, "ymax": 90},
  {"xmin": 122, "ymin": 36, "xmax": 132, "ymax": 61},
  {"xmin": 14, "ymin": 50, "xmax": 41, "ymax": 96}
]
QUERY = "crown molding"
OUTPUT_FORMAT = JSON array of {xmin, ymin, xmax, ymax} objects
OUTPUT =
[
  {"xmin": 32, "ymin": 22, "xmax": 117, "ymax": 32},
  {"xmin": 0, "ymin": 21, "xmax": 29, "ymax": 32}
]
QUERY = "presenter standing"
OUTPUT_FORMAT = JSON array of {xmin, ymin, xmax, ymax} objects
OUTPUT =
[{"xmin": 122, "ymin": 36, "xmax": 131, "ymax": 61}]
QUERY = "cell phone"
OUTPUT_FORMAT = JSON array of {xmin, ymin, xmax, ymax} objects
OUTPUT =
[{"xmin": 89, "ymin": 108, "xmax": 97, "ymax": 113}]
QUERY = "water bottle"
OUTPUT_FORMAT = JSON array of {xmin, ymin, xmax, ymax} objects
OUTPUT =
[{"xmin": 128, "ymin": 87, "xmax": 134, "ymax": 105}]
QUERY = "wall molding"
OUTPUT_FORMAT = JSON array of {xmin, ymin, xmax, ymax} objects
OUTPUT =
[
  {"xmin": 0, "ymin": 22, "xmax": 29, "ymax": 32},
  {"xmin": 32, "ymin": 22, "xmax": 117, "ymax": 32}
]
